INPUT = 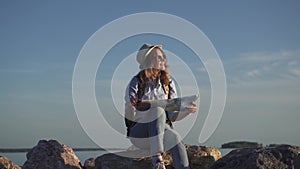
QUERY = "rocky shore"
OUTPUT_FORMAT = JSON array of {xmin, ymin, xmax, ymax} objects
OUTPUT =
[{"xmin": 0, "ymin": 139, "xmax": 299, "ymax": 169}]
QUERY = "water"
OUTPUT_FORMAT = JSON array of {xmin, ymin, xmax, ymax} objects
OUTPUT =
[{"xmin": 1, "ymin": 152, "xmax": 26, "ymax": 166}]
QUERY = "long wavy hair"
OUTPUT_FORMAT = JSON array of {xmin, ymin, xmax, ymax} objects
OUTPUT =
[{"xmin": 137, "ymin": 48, "xmax": 170, "ymax": 96}]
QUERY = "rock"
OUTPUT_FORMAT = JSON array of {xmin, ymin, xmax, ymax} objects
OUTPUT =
[
  {"xmin": 211, "ymin": 144, "xmax": 300, "ymax": 169},
  {"xmin": 186, "ymin": 145, "xmax": 222, "ymax": 161},
  {"xmin": 22, "ymin": 139, "xmax": 82, "ymax": 169},
  {"xmin": 294, "ymin": 154, "xmax": 300, "ymax": 169},
  {"xmin": 83, "ymin": 158, "xmax": 95, "ymax": 169},
  {"xmin": 186, "ymin": 145, "xmax": 222, "ymax": 169},
  {"xmin": 94, "ymin": 153, "xmax": 152, "ymax": 169},
  {"xmin": 93, "ymin": 144, "xmax": 221, "ymax": 169},
  {"xmin": 0, "ymin": 156, "xmax": 21, "ymax": 169}
]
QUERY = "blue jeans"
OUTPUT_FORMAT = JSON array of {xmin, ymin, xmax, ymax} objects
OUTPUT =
[{"xmin": 129, "ymin": 107, "xmax": 190, "ymax": 169}]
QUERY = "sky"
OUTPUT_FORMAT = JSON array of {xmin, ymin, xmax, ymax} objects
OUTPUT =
[{"xmin": 0, "ymin": 1, "xmax": 300, "ymax": 149}]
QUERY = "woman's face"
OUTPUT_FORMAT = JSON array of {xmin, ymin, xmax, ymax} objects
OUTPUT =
[{"xmin": 151, "ymin": 48, "xmax": 166, "ymax": 70}]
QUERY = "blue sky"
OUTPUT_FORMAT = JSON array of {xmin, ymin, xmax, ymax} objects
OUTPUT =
[{"xmin": 1, "ymin": 1, "xmax": 299, "ymax": 149}]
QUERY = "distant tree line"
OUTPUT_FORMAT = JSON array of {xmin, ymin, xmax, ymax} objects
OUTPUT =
[{"xmin": 222, "ymin": 141, "xmax": 263, "ymax": 148}]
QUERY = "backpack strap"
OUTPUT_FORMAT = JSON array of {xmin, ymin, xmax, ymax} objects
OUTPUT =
[
  {"xmin": 163, "ymin": 82, "xmax": 173, "ymax": 128},
  {"xmin": 125, "ymin": 76, "xmax": 173, "ymax": 137}
]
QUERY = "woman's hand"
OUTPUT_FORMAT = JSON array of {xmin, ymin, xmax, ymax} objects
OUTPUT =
[
  {"xmin": 183, "ymin": 101, "xmax": 197, "ymax": 114},
  {"xmin": 125, "ymin": 102, "xmax": 136, "ymax": 122},
  {"xmin": 125, "ymin": 102, "xmax": 136, "ymax": 113},
  {"xmin": 172, "ymin": 101, "xmax": 198, "ymax": 121}
]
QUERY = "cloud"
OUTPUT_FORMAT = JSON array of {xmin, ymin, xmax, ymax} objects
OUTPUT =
[
  {"xmin": 246, "ymin": 69, "xmax": 261, "ymax": 78},
  {"xmin": 289, "ymin": 68, "xmax": 300, "ymax": 76},
  {"xmin": 225, "ymin": 50, "xmax": 300, "ymax": 86}
]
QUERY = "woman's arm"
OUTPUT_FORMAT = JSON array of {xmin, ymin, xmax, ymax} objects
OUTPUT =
[
  {"xmin": 126, "ymin": 76, "xmax": 139, "ymax": 107},
  {"xmin": 171, "ymin": 102, "xmax": 197, "ymax": 121},
  {"xmin": 168, "ymin": 79, "xmax": 197, "ymax": 121},
  {"xmin": 124, "ymin": 76, "xmax": 139, "ymax": 122}
]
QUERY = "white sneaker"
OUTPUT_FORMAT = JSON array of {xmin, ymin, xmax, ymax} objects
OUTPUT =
[{"xmin": 152, "ymin": 161, "xmax": 166, "ymax": 169}]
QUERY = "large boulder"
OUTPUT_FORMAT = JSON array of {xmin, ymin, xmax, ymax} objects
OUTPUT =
[
  {"xmin": 93, "ymin": 145, "xmax": 221, "ymax": 169},
  {"xmin": 186, "ymin": 145, "xmax": 222, "ymax": 169},
  {"xmin": 22, "ymin": 139, "xmax": 82, "ymax": 169},
  {"xmin": 211, "ymin": 144, "xmax": 300, "ymax": 169},
  {"xmin": 0, "ymin": 156, "xmax": 21, "ymax": 169},
  {"xmin": 83, "ymin": 158, "xmax": 95, "ymax": 169}
]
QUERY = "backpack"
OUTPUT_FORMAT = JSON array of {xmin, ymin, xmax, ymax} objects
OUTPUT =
[{"xmin": 125, "ymin": 77, "xmax": 172, "ymax": 137}]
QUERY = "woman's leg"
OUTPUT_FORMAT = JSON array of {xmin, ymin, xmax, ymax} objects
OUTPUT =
[
  {"xmin": 147, "ymin": 107, "xmax": 166, "ymax": 155},
  {"xmin": 129, "ymin": 107, "xmax": 189, "ymax": 168},
  {"xmin": 129, "ymin": 106, "xmax": 166, "ymax": 155},
  {"xmin": 164, "ymin": 125, "xmax": 190, "ymax": 169}
]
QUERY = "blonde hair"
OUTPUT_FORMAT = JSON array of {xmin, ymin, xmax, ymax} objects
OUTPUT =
[{"xmin": 137, "ymin": 48, "xmax": 170, "ymax": 96}]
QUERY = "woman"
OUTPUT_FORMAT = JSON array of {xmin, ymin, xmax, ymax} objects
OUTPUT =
[{"xmin": 125, "ymin": 43, "xmax": 197, "ymax": 169}]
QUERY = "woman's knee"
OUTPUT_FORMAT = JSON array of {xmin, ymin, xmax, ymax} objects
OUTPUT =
[
  {"xmin": 148, "ymin": 106, "xmax": 166, "ymax": 122},
  {"xmin": 149, "ymin": 106, "xmax": 165, "ymax": 114},
  {"xmin": 164, "ymin": 129, "xmax": 183, "ymax": 149}
]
